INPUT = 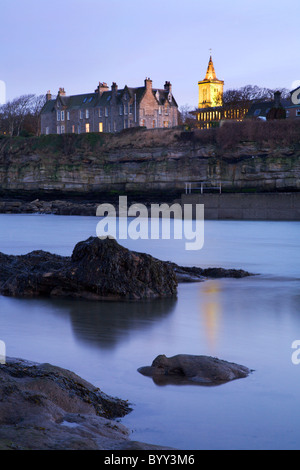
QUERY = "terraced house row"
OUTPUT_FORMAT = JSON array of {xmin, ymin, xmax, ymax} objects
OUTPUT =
[{"xmin": 40, "ymin": 78, "xmax": 178, "ymax": 135}]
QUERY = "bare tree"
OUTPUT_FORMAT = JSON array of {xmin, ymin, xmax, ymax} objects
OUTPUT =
[
  {"xmin": 178, "ymin": 104, "xmax": 197, "ymax": 128},
  {"xmin": 223, "ymin": 85, "xmax": 290, "ymax": 109},
  {"xmin": 0, "ymin": 94, "xmax": 45, "ymax": 136}
]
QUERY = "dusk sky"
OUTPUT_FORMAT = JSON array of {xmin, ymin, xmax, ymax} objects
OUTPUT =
[{"xmin": 1, "ymin": 0, "xmax": 299, "ymax": 108}]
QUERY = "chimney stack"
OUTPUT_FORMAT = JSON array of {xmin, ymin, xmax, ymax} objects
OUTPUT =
[
  {"xmin": 164, "ymin": 81, "xmax": 172, "ymax": 93},
  {"xmin": 46, "ymin": 90, "xmax": 52, "ymax": 101},
  {"xmin": 111, "ymin": 82, "xmax": 118, "ymax": 96},
  {"xmin": 58, "ymin": 87, "xmax": 66, "ymax": 96},
  {"xmin": 144, "ymin": 77, "xmax": 152, "ymax": 91},
  {"xmin": 95, "ymin": 82, "xmax": 109, "ymax": 95},
  {"xmin": 274, "ymin": 91, "xmax": 281, "ymax": 108}
]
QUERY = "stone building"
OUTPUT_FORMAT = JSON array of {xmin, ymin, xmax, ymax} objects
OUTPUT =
[
  {"xmin": 40, "ymin": 79, "xmax": 178, "ymax": 135},
  {"xmin": 194, "ymin": 55, "xmax": 249, "ymax": 128},
  {"xmin": 198, "ymin": 55, "xmax": 224, "ymax": 109},
  {"xmin": 285, "ymin": 85, "xmax": 300, "ymax": 120}
]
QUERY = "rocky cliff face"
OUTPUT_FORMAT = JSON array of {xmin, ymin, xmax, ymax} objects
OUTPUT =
[{"xmin": 0, "ymin": 128, "xmax": 299, "ymax": 200}]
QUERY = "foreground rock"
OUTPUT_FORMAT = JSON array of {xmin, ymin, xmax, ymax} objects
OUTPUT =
[
  {"xmin": 0, "ymin": 357, "xmax": 171, "ymax": 450},
  {"xmin": 138, "ymin": 354, "xmax": 252, "ymax": 386},
  {"xmin": 0, "ymin": 236, "xmax": 253, "ymax": 301},
  {"xmin": 0, "ymin": 236, "xmax": 178, "ymax": 300}
]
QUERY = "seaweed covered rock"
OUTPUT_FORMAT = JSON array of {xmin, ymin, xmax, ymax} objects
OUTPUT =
[{"xmin": 0, "ymin": 237, "xmax": 178, "ymax": 300}]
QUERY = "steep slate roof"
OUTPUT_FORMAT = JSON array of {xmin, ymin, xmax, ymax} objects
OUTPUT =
[
  {"xmin": 40, "ymin": 99, "xmax": 56, "ymax": 113},
  {"xmin": 41, "ymin": 83, "xmax": 178, "ymax": 115},
  {"xmin": 246, "ymin": 98, "xmax": 291, "ymax": 118}
]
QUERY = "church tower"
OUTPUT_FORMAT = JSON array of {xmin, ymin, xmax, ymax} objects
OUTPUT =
[{"xmin": 198, "ymin": 55, "xmax": 224, "ymax": 108}]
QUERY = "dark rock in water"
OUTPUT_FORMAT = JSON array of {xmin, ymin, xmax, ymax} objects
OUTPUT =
[
  {"xmin": 0, "ymin": 236, "xmax": 253, "ymax": 300},
  {"xmin": 0, "ymin": 237, "xmax": 178, "ymax": 301},
  {"xmin": 138, "ymin": 354, "xmax": 252, "ymax": 386},
  {"xmin": 0, "ymin": 357, "xmax": 171, "ymax": 450},
  {"xmin": 167, "ymin": 262, "xmax": 253, "ymax": 282}
]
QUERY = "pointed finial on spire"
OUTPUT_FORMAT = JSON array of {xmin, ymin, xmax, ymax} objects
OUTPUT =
[{"xmin": 205, "ymin": 53, "xmax": 216, "ymax": 80}]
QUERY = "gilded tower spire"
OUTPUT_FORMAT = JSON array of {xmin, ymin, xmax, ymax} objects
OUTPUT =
[
  {"xmin": 205, "ymin": 55, "xmax": 217, "ymax": 80},
  {"xmin": 198, "ymin": 53, "xmax": 224, "ymax": 108}
]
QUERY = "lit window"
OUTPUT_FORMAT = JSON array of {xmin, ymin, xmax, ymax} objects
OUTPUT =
[
  {"xmin": 163, "ymin": 121, "xmax": 169, "ymax": 128},
  {"xmin": 72, "ymin": 125, "xmax": 75, "ymax": 133},
  {"xmin": 99, "ymin": 122, "xmax": 103, "ymax": 133},
  {"xmin": 85, "ymin": 123, "xmax": 90, "ymax": 133}
]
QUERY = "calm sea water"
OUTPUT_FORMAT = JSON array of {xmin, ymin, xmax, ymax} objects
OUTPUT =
[{"xmin": 0, "ymin": 214, "xmax": 300, "ymax": 450}]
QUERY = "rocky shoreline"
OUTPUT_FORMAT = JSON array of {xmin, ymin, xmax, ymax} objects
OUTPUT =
[
  {"xmin": 0, "ymin": 357, "xmax": 172, "ymax": 450},
  {"xmin": 0, "ymin": 198, "xmax": 100, "ymax": 216}
]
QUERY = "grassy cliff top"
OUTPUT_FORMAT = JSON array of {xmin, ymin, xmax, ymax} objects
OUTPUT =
[{"xmin": 1, "ymin": 120, "xmax": 300, "ymax": 157}]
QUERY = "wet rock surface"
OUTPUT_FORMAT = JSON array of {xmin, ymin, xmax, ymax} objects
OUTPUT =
[
  {"xmin": 138, "ymin": 354, "xmax": 252, "ymax": 386},
  {"xmin": 0, "ymin": 237, "xmax": 253, "ymax": 301},
  {"xmin": 0, "ymin": 236, "xmax": 178, "ymax": 301},
  {"xmin": 0, "ymin": 357, "xmax": 171, "ymax": 450}
]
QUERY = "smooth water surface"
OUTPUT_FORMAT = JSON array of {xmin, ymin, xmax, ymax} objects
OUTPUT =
[{"xmin": 0, "ymin": 214, "xmax": 300, "ymax": 450}]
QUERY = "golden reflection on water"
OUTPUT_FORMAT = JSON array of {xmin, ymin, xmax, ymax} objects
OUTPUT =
[{"xmin": 199, "ymin": 280, "xmax": 222, "ymax": 353}]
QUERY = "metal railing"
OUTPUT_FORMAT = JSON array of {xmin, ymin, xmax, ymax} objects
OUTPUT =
[{"xmin": 184, "ymin": 181, "xmax": 222, "ymax": 194}]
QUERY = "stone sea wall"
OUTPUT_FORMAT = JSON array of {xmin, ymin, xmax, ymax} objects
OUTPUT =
[{"xmin": 0, "ymin": 129, "xmax": 299, "ymax": 200}]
